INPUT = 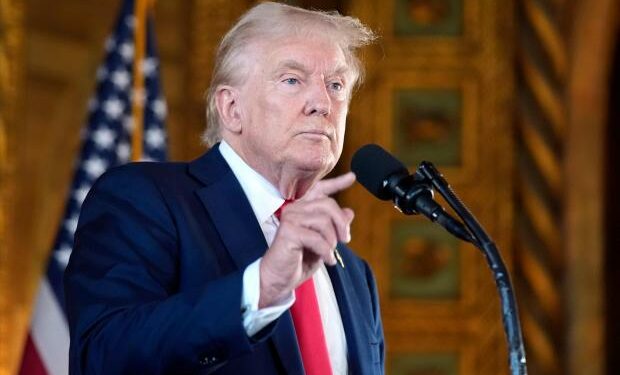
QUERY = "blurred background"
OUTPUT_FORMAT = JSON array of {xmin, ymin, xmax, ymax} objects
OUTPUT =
[{"xmin": 0, "ymin": 0, "xmax": 618, "ymax": 374}]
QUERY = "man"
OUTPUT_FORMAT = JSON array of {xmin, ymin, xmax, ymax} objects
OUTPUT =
[{"xmin": 65, "ymin": 2, "xmax": 383, "ymax": 374}]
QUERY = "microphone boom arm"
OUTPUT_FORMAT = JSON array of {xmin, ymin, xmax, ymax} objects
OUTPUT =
[{"xmin": 416, "ymin": 161, "xmax": 528, "ymax": 375}]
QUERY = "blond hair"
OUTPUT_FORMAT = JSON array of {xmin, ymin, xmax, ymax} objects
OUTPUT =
[{"xmin": 202, "ymin": 1, "xmax": 376, "ymax": 146}]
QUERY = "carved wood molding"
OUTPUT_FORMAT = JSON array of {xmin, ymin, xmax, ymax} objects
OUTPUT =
[{"xmin": 516, "ymin": 0, "xmax": 568, "ymax": 373}]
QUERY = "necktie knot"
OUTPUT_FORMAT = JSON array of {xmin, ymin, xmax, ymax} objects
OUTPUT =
[{"xmin": 274, "ymin": 199, "xmax": 294, "ymax": 220}]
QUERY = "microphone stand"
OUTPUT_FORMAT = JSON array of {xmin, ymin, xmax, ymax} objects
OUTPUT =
[{"xmin": 415, "ymin": 161, "xmax": 528, "ymax": 375}]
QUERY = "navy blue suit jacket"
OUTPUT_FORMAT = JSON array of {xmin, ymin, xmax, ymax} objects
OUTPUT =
[{"xmin": 65, "ymin": 144, "xmax": 384, "ymax": 374}]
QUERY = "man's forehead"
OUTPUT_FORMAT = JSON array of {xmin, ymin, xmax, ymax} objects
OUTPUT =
[
  {"xmin": 239, "ymin": 34, "xmax": 358, "ymax": 84},
  {"xmin": 272, "ymin": 58, "xmax": 351, "ymax": 76}
]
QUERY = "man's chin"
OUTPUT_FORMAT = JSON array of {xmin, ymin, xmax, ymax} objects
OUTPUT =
[{"xmin": 290, "ymin": 153, "xmax": 334, "ymax": 176}]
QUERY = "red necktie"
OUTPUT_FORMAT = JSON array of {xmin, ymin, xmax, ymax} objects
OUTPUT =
[{"xmin": 275, "ymin": 200, "xmax": 333, "ymax": 375}]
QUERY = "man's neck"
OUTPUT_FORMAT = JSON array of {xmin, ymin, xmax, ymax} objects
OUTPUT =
[
  {"xmin": 222, "ymin": 139, "xmax": 321, "ymax": 199},
  {"xmin": 273, "ymin": 168, "xmax": 318, "ymax": 200}
]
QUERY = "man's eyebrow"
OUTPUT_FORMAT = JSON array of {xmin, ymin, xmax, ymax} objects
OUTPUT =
[
  {"xmin": 272, "ymin": 60, "xmax": 351, "ymax": 79},
  {"xmin": 273, "ymin": 60, "xmax": 310, "ymax": 75}
]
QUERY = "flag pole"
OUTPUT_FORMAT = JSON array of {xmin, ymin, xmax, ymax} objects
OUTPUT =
[{"xmin": 131, "ymin": 0, "xmax": 149, "ymax": 161}]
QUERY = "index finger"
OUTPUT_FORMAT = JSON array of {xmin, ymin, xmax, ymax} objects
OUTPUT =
[{"xmin": 305, "ymin": 172, "xmax": 356, "ymax": 199}]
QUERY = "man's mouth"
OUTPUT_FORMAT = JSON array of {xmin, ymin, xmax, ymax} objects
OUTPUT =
[{"xmin": 299, "ymin": 130, "xmax": 332, "ymax": 140}]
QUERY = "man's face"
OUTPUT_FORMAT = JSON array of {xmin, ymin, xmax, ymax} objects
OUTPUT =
[{"xmin": 234, "ymin": 35, "xmax": 354, "ymax": 181}]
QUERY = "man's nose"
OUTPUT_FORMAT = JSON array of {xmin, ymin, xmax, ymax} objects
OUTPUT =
[{"xmin": 303, "ymin": 80, "xmax": 331, "ymax": 117}]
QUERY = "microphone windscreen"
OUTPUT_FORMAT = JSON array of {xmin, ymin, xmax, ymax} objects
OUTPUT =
[{"xmin": 351, "ymin": 144, "xmax": 408, "ymax": 200}]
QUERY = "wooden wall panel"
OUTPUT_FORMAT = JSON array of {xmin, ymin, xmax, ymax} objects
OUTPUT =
[
  {"xmin": 0, "ymin": 0, "xmax": 24, "ymax": 373},
  {"xmin": 565, "ymin": 1, "xmax": 618, "ymax": 374}
]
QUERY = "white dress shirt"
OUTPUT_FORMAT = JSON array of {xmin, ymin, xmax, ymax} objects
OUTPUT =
[{"xmin": 218, "ymin": 141, "xmax": 348, "ymax": 374}]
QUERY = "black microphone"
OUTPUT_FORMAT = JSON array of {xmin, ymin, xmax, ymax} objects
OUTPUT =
[{"xmin": 351, "ymin": 144, "xmax": 474, "ymax": 243}]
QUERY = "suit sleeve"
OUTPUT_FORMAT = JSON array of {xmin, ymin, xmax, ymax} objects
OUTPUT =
[{"xmin": 64, "ymin": 166, "xmax": 265, "ymax": 375}]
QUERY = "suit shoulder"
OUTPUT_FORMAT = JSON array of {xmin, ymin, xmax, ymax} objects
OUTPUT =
[
  {"xmin": 79, "ymin": 162, "xmax": 187, "ymax": 232},
  {"xmin": 91, "ymin": 161, "xmax": 193, "ymax": 194},
  {"xmin": 99, "ymin": 161, "xmax": 187, "ymax": 183},
  {"xmin": 83, "ymin": 162, "xmax": 189, "ymax": 211}
]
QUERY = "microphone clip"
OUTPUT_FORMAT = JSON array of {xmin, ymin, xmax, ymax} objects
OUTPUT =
[
  {"xmin": 383, "ymin": 172, "xmax": 435, "ymax": 216},
  {"xmin": 383, "ymin": 164, "xmax": 474, "ymax": 243}
]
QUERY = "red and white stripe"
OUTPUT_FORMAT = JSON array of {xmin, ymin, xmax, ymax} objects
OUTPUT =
[{"xmin": 19, "ymin": 279, "xmax": 69, "ymax": 375}]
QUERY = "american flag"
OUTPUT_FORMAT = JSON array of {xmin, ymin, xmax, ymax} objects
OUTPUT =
[{"xmin": 19, "ymin": 1, "xmax": 167, "ymax": 374}]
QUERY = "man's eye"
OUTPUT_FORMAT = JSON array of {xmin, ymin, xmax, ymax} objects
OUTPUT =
[
  {"xmin": 329, "ymin": 82, "xmax": 343, "ymax": 91},
  {"xmin": 284, "ymin": 78, "xmax": 299, "ymax": 85}
]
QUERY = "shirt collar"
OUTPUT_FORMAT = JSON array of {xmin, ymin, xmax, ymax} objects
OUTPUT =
[{"xmin": 218, "ymin": 141, "xmax": 284, "ymax": 225}]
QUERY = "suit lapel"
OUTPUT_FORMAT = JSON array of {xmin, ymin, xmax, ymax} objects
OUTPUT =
[
  {"xmin": 195, "ymin": 174, "xmax": 266, "ymax": 270},
  {"xmin": 190, "ymin": 144, "xmax": 267, "ymax": 269},
  {"xmin": 189, "ymin": 145, "xmax": 304, "ymax": 375},
  {"xmin": 326, "ymin": 252, "xmax": 374, "ymax": 375}
]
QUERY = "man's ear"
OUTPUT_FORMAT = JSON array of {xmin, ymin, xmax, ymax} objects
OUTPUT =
[{"xmin": 214, "ymin": 85, "xmax": 242, "ymax": 133}]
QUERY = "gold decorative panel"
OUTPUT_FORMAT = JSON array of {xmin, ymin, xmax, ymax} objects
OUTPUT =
[
  {"xmin": 394, "ymin": 0, "xmax": 463, "ymax": 37},
  {"xmin": 344, "ymin": 0, "xmax": 515, "ymax": 374},
  {"xmin": 373, "ymin": 69, "xmax": 479, "ymax": 182},
  {"xmin": 390, "ymin": 219, "xmax": 460, "ymax": 299},
  {"xmin": 393, "ymin": 88, "xmax": 462, "ymax": 167},
  {"xmin": 376, "ymin": 0, "xmax": 481, "ymax": 61}
]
